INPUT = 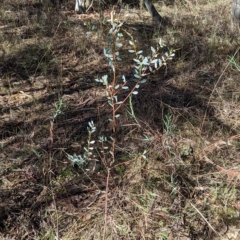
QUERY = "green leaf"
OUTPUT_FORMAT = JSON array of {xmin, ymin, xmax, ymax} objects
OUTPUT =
[
  {"xmin": 116, "ymin": 101, "xmax": 123, "ymax": 104},
  {"xmin": 95, "ymin": 79, "xmax": 103, "ymax": 82},
  {"xmin": 113, "ymin": 96, "xmax": 118, "ymax": 102},
  {"xmin": 151, "ymin": 59, "xmax": 158, "ymax": 64},
  {"xmin": 134, "ymin": 74, "xmax": 140, "ymax": 79},
  {"xmin": 142, "ymin": 57, "xmax": 148, "ymax": 65},
  {"xmin": 133, "ymin": 59, "xmax": 141, "ymax": 64},
  {"xmin": 140, "ymin": 79, "xmax": 147, "ymax": 83},
  {"xmin": 116, "ymin": 43, "xmax": 123, "ymax": 48},
  {"xmin": 151, "ymin": 46, "xmax": 156, "ymax": 53},
  {"xmin": 158, "ymin": 38, "xmax": 163, "ymax": 47},
  {"xmin": 102, "ymin": 75, "xmax": 108, "ymax": 81}
]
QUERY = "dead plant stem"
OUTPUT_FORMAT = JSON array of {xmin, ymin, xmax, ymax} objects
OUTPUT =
[
  {"xmin": 190, "ymin": 201, "xmax": 223, "ymax": 238},
  {"xmin": 103, "ymin": 167, "xmax": 110, "ymax": 240}
]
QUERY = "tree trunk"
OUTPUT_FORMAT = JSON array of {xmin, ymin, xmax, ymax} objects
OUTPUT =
[{"xmin": 143, "ymin": 0, "xmax": 164, "ymax": 24}]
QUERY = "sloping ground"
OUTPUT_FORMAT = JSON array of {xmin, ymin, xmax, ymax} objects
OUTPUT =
[{"xmin": 0, "ymin": 0, "xmax": 240, "ymax": 239}]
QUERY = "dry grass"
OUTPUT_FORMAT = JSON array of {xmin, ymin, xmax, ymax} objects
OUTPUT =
[{"xmin": 0, "ymin": 0, "xmax": 240, "ymax": 239}]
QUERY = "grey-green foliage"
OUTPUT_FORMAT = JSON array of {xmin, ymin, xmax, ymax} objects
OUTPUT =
[
  {"xmin": 96, "ymin": 18, "xmax": 175, "ymax": 116},
  {"xmin": 53, "ymin": 96, "xmax": 64, "ymax": 119},
  {"xmin": 163, "ymin": 112, "xmax": 176, "ymax": 135},
  {"xmin": 67, "ymin": 121, "xmax": 98, "ymax": 170},
  {"xmin": 67, "ymin": 16, "xmax": 174, "ymax": 170},
  {"xmin": 130, "ymin": 38, "xmax": 174, "ymax": 84}
]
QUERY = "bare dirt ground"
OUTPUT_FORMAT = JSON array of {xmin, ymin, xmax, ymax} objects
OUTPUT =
[{"xmin": 0, "ymin": 0, "xmax": 240, "ymax": 239}]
